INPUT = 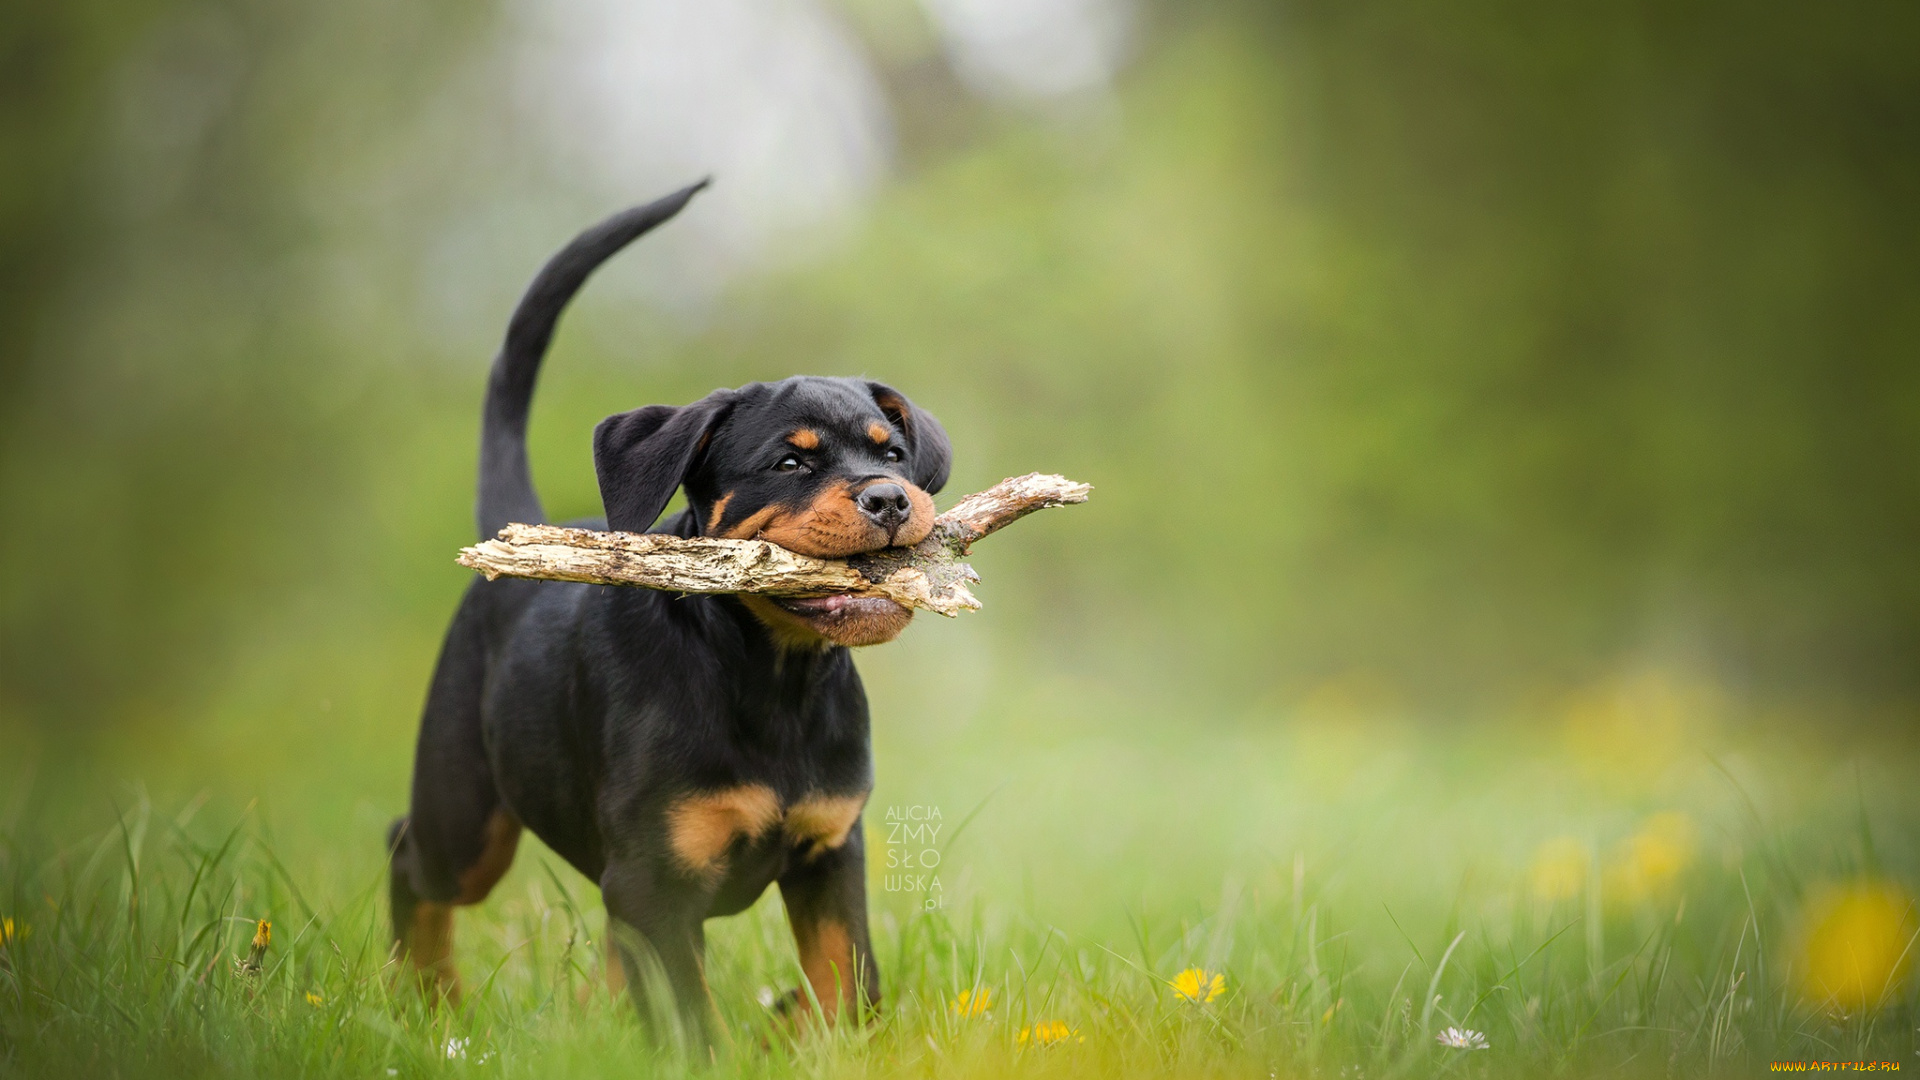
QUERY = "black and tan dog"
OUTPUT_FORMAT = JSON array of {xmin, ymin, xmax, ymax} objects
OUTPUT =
[{"xmin": 387, "ymin": 182, "xmax": 950, "ymax": 1041}]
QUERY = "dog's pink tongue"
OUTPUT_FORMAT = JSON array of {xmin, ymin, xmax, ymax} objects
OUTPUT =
[
  {"xmin": 781, "ymin": 594, "xmax": 853, "ymax": 615},
  {"xmin": 777, "ymin": 594, "xmax": 902, "ymax": 619}
]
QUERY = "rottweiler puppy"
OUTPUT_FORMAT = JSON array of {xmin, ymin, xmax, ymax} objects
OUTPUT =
[{"xmin": 386, "ymin": 181, "xmax": 951, "ymax": 1043}]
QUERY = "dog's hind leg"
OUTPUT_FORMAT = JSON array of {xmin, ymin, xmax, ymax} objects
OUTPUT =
[
  {"xmin": 388, "ymin": 825, "xmax": 458, "ymax": 999},
  {"xmin": 391, "ymin": 588, "xmax": 523, "ymax": 1000},
  {"xmin": 386, "ymin": 816, "xmax": 430, "ymax": 980}
]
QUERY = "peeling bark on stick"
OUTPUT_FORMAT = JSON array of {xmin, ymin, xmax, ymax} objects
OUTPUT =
[{"xmin": 455, "ymin": 472, "xmax": 1091, "ymax": 617}]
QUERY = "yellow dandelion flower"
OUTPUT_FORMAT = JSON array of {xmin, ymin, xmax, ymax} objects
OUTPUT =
[
  {"xmin": 1528, "ymin": 836, "xmax": 1589, "ymax": 902},
  {"xmin": 0, "ymin": 917, "xmax": 22, "ymax": 946},
  {"xmin": 1017, "ymin": 1020, "xmax": 1081, "ymax": 1045},
  {"xmin": 236, "ymin": 918, "xmax": 272, "ymax": 977},
  {"xmin": 1799, "ymin": 881, "xmax": 1917, "ymax": 1010},
  {"xmin": 1604, "ymin": 812, "xmax": 1696, "ymax": 907},
  {"xmin": 951, "ymin": 988, "xmax": 992, "ymax": 1018},
  {"xmin": 1169, "ymin": 967, "xmax": 1225, "ymax": 1004},
  {"xmin": 306, "ymin": 992, "xmax": 324, "ymax": 1006},
  {"xmin": 1558, "ymin": 671, "xmax": 1720, "ymax": 786}
]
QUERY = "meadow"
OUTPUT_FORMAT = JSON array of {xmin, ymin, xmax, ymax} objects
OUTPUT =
[{"xmin": 4, "ymin": 662, "xmax": 1915, "ymax": 1078}]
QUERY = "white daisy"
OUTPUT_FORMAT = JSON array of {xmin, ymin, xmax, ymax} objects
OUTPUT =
[{"xmin": 1436, "ymin": 1026, "xmax": 1490, "ymax": 1050}]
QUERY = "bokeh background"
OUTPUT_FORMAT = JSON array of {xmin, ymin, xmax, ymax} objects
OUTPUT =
[{"xmin": 2, "ymin": 0, "xmax": 1917, "ymax": 1072}]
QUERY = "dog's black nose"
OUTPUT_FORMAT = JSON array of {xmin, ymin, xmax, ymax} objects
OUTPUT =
[{"xmin": 857, "ymin": 482, "xmax": 911, "ymax": 532}]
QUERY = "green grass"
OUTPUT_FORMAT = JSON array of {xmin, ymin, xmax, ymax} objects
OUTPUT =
[{"xmin": 3, "ymin": 685, "xmax": 1917, "ymax": 1079}]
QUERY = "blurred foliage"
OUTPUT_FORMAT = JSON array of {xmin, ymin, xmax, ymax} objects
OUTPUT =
[{"xmin": 2, "ymin": 0, "xmax": 1918, "ymax": 747}]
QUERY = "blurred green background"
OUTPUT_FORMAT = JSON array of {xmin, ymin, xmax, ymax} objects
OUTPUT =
[
  {"xmin": 6, "ymin": 0, "xmax": 1919, "ymax": 759},
  {"xmin": 1, "ymin": 0, "xmax": 1917, "ymax": 1072}
]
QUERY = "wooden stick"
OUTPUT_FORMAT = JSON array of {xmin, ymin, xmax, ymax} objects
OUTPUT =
[{"xmin": 455, "ymin": 473, "xmax": 1091, "ymax": 617}]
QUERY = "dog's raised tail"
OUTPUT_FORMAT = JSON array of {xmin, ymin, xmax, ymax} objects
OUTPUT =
[{"xmin": 477, "ymin": 179, "xmax": 710, "ymax": 540}]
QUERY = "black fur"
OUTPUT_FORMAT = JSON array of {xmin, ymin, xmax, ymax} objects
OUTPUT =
[
  {"xmin": 390, "ymin": 184, "xmax": 952, "ymax": 1044},
  {"xmin": 478, "ymin": 180, "xmax": 709, "ymax": 539}
]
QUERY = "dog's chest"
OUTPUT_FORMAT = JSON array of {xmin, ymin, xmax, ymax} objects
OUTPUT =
[{"xmin": 664, "ymin": 785, "xmax": 868, "ymax": 881}]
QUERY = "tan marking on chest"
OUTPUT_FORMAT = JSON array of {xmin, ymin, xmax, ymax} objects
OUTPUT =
[
  {"xmin": 666, "ymin": 785, "xmax": 781, "ymax": 877},
  {"xmin": 785, "ymin": 792, "xmax": 869, "ymax": 858}
]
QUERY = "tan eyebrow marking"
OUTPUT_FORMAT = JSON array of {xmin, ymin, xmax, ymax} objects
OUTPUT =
[
  {"xmin": 867, "ymin": 421, "xmax": 891, "ymax": 444},
  {"xmin": 788, "ymin": 428, "xmax": 820, "ymax": 449}
]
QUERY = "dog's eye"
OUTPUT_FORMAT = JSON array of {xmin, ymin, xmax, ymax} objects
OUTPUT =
[
  {"xmin": 773, "ymin": 454, "xmax": 806, "ymax": 473},
  {"xmin": 884, "ymin": 446, "xmax": 905, "ymax": 463}
]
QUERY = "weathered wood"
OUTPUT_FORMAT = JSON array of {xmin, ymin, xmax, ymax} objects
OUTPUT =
[{"xmin": 455, "ymin": 473, "xmax": 1090, "ymax": 617}]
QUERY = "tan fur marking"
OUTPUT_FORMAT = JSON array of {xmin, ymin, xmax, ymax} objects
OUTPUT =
[
  {"xmin": 739, "ymin": 595, "xmax": 835, "ymax": 652},
  {"xmin": 871, "ymin": 389, "xmax": 910, "ymax": 428},
  {"xmin": 898, "ymin": 484, "xmax": 936, "ymax": 546},
  {"xmin": 787, "ymin": 428, "xmax": 820, "ymax": 450},
  {"xmin": 790, "ymin": 917, "xmax": 856, "ymax": 1022},
  {"xmin": 722, "ymin": 479, "xmax": 928, "ymax": 648},
  {"xmin": 715, "ymin": 504, "xmax": 780, "ymax": 541},
  {"xmin": 406, "ymin": 901, "xmax": 460, "ymax": 999},
  {"xmin": 714, "ymin": 482, "xmax": 876, "ymax": 557},
  {"xmin": 706, "ymin": 491, "xmax": 733, "ymax": 534},
  {"xmin": 753, "ymin": 481, "xmax": 874, "ymax": 557},
  {"xmin": 602, "ymin": 926, "xmax": 628, "ymax": 997},
  {"xmin": 867, "ymin": 421, "xmax": 891, "ymax": 444},
  {"xmin": 716, "ymin": 480, "xmax": 935, "ymax": 557},
  {"xmin": 786, "ymin": 793, "xmax": 868, "ymax": 858},
  {"xmin": 455, "ymin": 809, "xmax": 521, "ymax": 904},
  {"xmin": 667, "ymin": 785, "xmax": 782, "ymax": 877}
]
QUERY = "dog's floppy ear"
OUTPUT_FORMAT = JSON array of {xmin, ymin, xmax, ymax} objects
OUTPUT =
[
  {"xmin": 594, "ymin": 389, "xmax": 736, "ymax": 532},
  {"xmin": 867, "ymin": 381, "xmax": 951, "ymax": 495}
]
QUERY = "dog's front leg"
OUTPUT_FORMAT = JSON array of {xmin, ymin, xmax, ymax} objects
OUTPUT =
[
  {"xmin": 777, "ymin": 820, "xmax": 880, "ymax": 1026},
  {"xmin": 600, "ymin": 859, "xmax": 718, "ymax": 1050}
]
